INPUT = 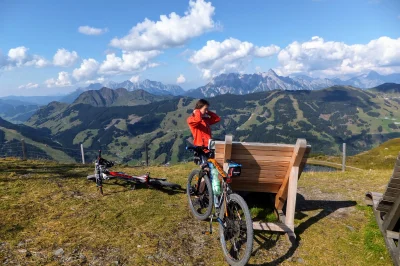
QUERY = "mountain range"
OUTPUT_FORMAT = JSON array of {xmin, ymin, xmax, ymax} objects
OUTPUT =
[
  {"xmin": 61, "ymin": 79, "xmax": 185, "ymax": 104},
  {"xmin": 186, "ymin": 70, "xmax": 400, "ymax": 97},
  {"xmin": 9, "ymin": 83, "xmax": 397, "ymax": 164},
  {"xmin": 1, "ymin": 70, "xmax": 400, "ymax": 123}
]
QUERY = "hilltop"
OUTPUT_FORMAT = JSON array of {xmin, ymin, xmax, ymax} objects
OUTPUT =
[{"xmin": 72, "ymin": 88, "xmax": 171, "ymax": 107}]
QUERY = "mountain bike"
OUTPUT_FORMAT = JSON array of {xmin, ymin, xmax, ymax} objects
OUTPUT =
[
  {"xmin": 186, "ymin": 140, "xmax": 253, "ymax": 266},
  {"xmin": 87, "ymin": 150, "xmax": 182, "ymax": 195}
]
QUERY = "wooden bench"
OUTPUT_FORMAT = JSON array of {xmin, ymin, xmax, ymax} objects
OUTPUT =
[
  {"xmin": 214, "ymin": 135, "xmax": 311, "ymax": 239},
  {"xmin": 365, "ymin": 153, "xmax": 400, "ymax": 265}
]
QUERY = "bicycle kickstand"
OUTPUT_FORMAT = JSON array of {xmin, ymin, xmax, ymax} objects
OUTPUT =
[{"xmin": 202, "ymin": 214, "xmax": 214, "ymax": 235}]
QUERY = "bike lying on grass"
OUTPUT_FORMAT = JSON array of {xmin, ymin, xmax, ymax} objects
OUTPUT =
[
  {"xmin": 186, "ymin": 140, "xmax": 253, "ymax": 266},
  {"xmin": 87, "ymin": 150, "xmax": 182, "ymax": 195}
]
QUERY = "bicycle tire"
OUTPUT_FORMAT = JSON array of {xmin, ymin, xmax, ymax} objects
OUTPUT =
[
  {"xmin": 187, "ymin": 169, "xmax": 213, "ymax": 221},
  {"xmin": 219, "ymin": 193, "xmax": 253, "ymax": 266}
]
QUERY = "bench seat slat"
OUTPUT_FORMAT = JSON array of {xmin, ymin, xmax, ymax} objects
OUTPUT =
[
  {"xmin": 230, "ymin": 154, "xmax": 292, "ymax": 162},
  {"xmin": 231, "ymin": 149, "xmax": 295, "ymax": 157},
  {"xmin": 230, "ymin": 183, "xmax": 281, "ymax": 193}
]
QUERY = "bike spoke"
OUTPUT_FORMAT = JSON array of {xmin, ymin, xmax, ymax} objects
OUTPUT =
[{"xmin": 222, "ymin": 198, "xmax": 250, "ymax": 262}]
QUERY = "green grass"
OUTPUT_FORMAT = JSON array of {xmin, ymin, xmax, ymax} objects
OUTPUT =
[
  {"xmin": 0, "ymin": 158, "xmax": 393, "ymax": 265},
  {"xmin": 316, "ymin": 138, "xmax": 400, "ymax": 170}
]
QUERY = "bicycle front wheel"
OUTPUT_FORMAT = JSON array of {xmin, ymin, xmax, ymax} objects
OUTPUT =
[
  {"xmin": 219, "ymin": 193, "xmax": 253, "ymax": 266},
  {"xmin": 187, "ymin": 169, "xmax": 213, "ymax": 221}
]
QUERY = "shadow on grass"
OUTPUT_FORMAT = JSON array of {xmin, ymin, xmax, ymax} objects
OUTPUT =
[
  {"xmin": 244, "ymin": 193, "xmax": 357, "ymax": 266},
  {"xmin": 89, "ymin": 179, "xmax": 186, "ymax": 196},
  {"xmin": 0, "ymin": 162, "xmax": 91, "ymax": 179}
]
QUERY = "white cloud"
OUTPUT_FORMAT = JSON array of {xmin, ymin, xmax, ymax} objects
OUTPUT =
[
  {"xmin": 8, "ymin": 46, "xmax": 28, "ymax": 63},
  {"xmin": 85, "ymin": 76, "xmax": 105, "ymax": 84},
  {"xmin": 130, "ymin": 75, "xmax": 140, "ymax": 83},
  {"xmin": 277, "ymin": 36, "xmax": 400, "ymax": 76},
  {"xmin": 72, "ymin": 58, "xmax": 100, "ymax": 81},
  {"xmin": 98, "ymin": 50, "xmax": 161, "ymax": 75},
  {"xmin": 189, "ymin": 38, "xmax": 280, "ymax": 79},
  {"xmin": 45, "ymin": 71, "xmax": 72, "ymax": 87},
  {"xmin": 78, "ymin": 26, "xmax": 108, "ymax": 35},
  {"xmin": 53, "ymin": 49, "xmax": 79, "ymax": 67},
  {"xmin": 110, "ymin": 0, "xmax": 216, "ymax": 51},
  {"xmin": 3, "ymin": 46, "xmax": 49, "ymax": 69},
  {"xmin": 18, "ymin": 82, "xmax": 39, "ymax": 89},
  {"xmin": 176, "ymin": 74, "xmax": 186, "ymax": 84}
]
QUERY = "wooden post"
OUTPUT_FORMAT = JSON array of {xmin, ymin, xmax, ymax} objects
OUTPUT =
[
  {"xmin": 275, "ymin": 138, "xmax": 307, "ymax": 211},
  {"xmin": 80, "ymin": 144, "xmax": 85, "ymax": 164},
  {"xmin": 223, "ymin": 135, "xmax": 233, "ymax": 172},
  {"xmin": 285, "ymin": 166, "xmax": 299, "ymax": 231},
  {"xmin": 145, "ymin": 142, "xmax": 149, "ymax": 166},
  {"xmin": 21, "ymin": 139, "xmax": 27, "ymax": 161},
  {"xmin": 342, "ymin": 143, "xmax": 346, "ymax": 172}
]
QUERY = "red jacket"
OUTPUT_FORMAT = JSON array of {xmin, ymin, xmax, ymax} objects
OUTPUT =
[{"xmin": 187, "ymin": 109, "xmax": 221, "ymax": 147}]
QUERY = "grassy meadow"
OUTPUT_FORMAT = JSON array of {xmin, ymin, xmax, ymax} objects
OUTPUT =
[{"xmin": 0, "ymin": 145, "xmax": 397, "ymax": 265}]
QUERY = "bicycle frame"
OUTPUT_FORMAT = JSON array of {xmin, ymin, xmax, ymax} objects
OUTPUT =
[{"xmin": 93, "ymin": 150, "xmax": 166, "ymax": 188}]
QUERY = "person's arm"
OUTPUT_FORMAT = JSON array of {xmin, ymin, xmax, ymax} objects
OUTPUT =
[
  {"xmin": 207, "ymin": 110, "xmax": 221, "ymax": 125},
  {"xmin": 187, "ymin": 109, "xmax": 203, "ymax": 127}
]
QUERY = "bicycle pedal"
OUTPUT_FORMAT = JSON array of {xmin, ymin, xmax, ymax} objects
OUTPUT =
[{"xmin": 202, "ymin": 231, "xmax": 212, "ymax": 235}]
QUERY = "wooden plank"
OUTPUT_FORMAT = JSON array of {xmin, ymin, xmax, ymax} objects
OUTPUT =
[
  {"xmin": 299, "ymin": 146, "xmax": 311, "ymax": 177},
  {"xmin": 275, "ymin": 139, "xmax": 307, "ymax": 211},
  {"xmin": 388, "ymin": 181, "xmax": 400, "ymax": 189},
  {"xmin": 393, "ymin": 171, "xmax": 400, "ymax": 179},
  {"xmin": 383, "ymin": 189, "xmax": 400, "ymax": 231},
  {"xmin": 223, "ymin": 135, "xmax": 232, "ymax": 172},
  {"xmin": 241, "ymin": 165, "xmax": 289, "ymax": 171},
  {"xmin": 232, "ymin": 177, "xmax": 284, "ymax": 184},
  {"xmin": 285, "ymin": 167, "xmax": 299, "ymax": 231},
  {"xmin": 231, "ymin": 183, "xmax": 281, "ymax": 193},
  {"xmin": 239, "ymin": 169, "xmax": 287, "ymax": 176},
  {"xmin": 236, "ymin": 161, "xmax": 290, "ymax": 167},
  {"xmin": 215, "ymin": 142, "xmax": 295, "ymax": 152},
  {"xmin": 377, "ymin": 202, "xmax": 392, "ymax": 212},
  {"xmin": 365, "ymin": 192, "xmax": 383, "ymax": 207},
  {"xmin": 230, "ymin": 154, "xmax": 292, "ymax": 162},
  {"xmin": 386, "ymin": 187, "xmax": 400, "ymax": 195},
  {"xmin": 253, "ymin": 222, "xmax": 290, "ymax": 232},
  {"xmin": 382, "ymin": 195, "xmax": 396, "ymax": 203},
  {"xmin": 370, "ymin": 200, "xmax": 400, "ymax": 266},
  {"xmin": 387, "ymin": 230, "xmax": 400, "ymax": 240},
  {"xmin": 230, "ymin": 149, "xmax": 294, "ymax": 157}
]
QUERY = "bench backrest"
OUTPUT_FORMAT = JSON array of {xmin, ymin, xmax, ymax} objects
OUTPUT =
[
  {"xmin": 377, "ymin": 153, "xmax": 400, "ymax": 213},
  {"xmin": 215, "ymin": 136, "xmax": 310, "ymax": 194}
]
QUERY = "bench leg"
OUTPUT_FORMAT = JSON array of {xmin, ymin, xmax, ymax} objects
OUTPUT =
[{"xmin": 285, "ymin": 167, "xmax": 299, "ymax": 237}]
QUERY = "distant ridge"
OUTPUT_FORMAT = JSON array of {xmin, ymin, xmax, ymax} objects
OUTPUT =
[{"xmin": 72, "ymin": 87, "xmax": 172, "ymax": 107}]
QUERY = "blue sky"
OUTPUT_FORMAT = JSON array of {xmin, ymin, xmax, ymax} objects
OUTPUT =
[{"xmin": 1, "ymin": 0, "xmax": 400, "ymax": 96}]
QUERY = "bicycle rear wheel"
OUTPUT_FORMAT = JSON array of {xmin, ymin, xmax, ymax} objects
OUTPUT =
[
  {"xmin": 187, "ymin": 169, "xmax": 213, "ymax": 221},
  {"xmin": 219, "ymin": 193, "xmax": 253, "ymax": 266}
]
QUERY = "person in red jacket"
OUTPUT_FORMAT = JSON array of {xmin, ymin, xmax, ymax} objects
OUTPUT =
[{"xmin": 187, "ymin": 99, "xmax": 221, "ymax": 147}]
